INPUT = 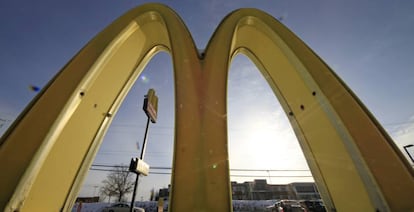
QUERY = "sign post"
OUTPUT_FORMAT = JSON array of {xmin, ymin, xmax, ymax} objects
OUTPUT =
[{"xmin": 129, "ymin": 89, "xmax": 158, "ymax": 212}]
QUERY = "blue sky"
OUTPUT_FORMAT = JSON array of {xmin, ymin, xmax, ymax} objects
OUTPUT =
[{"xmin": 1, "ymin": 0, "xmax": 414, "ymax": 200}]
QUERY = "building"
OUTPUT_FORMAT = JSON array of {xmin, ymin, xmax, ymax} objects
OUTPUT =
[
  {"xmin": 288, "ymin": 182, "xmax": 321, "ymax": 200},
  {"xmin": 232, "ymin": 181, "xmax": 253, "ymax": 200},
  {"xmin": 231, "ymin": 179, "xmax": 320, "ymax": 200},
  {"xmin": 157, "ymin": 184, "xmax": 171, "ymax": 201},
  {"xmin": 268, "ymin": 184, "xmax": 291, "ymax": 200}
]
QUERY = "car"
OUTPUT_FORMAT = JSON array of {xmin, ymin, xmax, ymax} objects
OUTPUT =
[
  {"xmin": 299, "ymin": 200, "xmax": 326, "ymax": 212},
  {"xmin": 274, "ymin": 200, "xmax": 306, "ymax": 212},
  {"xmin": 101, "ymin": 203, "xmax": 145, "ymax": 212}
]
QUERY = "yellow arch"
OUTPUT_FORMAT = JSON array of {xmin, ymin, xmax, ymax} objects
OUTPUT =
[{"xmin": 0, "ymin": 3, "xmax": 413, "ymax": 211}]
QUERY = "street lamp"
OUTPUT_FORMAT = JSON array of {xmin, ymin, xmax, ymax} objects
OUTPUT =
[
  {"xmin": 403, "ymin": 144, "xmax": 414, "ymax": 163},
  {"xmin": 129, "ymin": 89, "xmax": 158, "ymax": 212},
  {"xmin": 93, "ymin": 185, "xmax": 98, "ymax": 197}
]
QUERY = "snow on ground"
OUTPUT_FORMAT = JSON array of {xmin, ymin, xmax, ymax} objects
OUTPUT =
[
  {"xmin": 71, "ymin": 202, "xmax": 110, "ymax": 212},
  {"xmin": 72, "ymin": 200, "xmax": 277, "ymax": 212}
]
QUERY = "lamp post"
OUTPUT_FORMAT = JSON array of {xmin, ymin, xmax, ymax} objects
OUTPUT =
[
  {"xmin": 129, "ymin": 89, "xmax": 158, "ymax": 212},
  {"xmin": 93, "ymin": 186, "xmax": 98, "ymax": 197},
  {"xmin": 403, "ymin": 144, "xmax": 414, "ymax": 163}
]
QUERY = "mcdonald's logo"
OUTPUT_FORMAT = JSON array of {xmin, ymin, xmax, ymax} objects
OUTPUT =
[{"xmin": 0, "ymin": 3, "xmax": 413, "ymax": 211}]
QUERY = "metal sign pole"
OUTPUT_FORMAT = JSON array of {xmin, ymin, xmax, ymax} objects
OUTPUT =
[
  {"xmin": 130, "ymin": 89, "xmax": 158, "ymax": 212},
  {"xmin": 130, "ymin": 116, "xmax": 150, "ymax": 212}
]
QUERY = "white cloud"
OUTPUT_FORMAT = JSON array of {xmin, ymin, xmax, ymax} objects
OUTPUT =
[{"xmin": 390, "ymin": 116, "xmax": 414, "ymax": 164}]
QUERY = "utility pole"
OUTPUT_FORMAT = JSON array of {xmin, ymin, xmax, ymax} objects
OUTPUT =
[{"xmin": 129, "ymin": 89, "xmax": 158, "ymax": 212}]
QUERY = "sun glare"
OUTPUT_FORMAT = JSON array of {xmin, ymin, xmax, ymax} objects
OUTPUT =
[{"xmin": 228, "ymin": 55, "xmax": 311, "ymax": 184}]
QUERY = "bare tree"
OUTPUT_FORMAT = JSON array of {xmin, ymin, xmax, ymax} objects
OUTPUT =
[
  {"xmin": 100, "ymin": 165, "xmax": 135, "ymax": 202},
  {"xmin": 99, "ymin": 186, "xmax": 117, "ymax": 203}
]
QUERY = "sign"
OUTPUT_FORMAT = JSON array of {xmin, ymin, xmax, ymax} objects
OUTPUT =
[
  {"xmin": 129, "ymin": 158, "xmax": 150, "ymax": 176},
  {"xmin": 143, "ymin": 89, "xmax": 158, "ymax": 123}
]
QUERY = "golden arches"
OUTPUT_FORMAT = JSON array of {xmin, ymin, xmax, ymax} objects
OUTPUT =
[
  {"xmin": 0, "ymin": 3, "xmax": 413, "ymax": 211},
  {"xmin": 0, "ymin": 4, "xmax": 202, "ymax": 211}
]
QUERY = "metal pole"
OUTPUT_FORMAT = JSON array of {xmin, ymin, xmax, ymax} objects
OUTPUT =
[
  {"xmin": 139, "ymin": 117, "xmax": 151, "ymax": 161},
  {"xmin": 130, "ymin": 117, "xmax": 151, "ymax": 212}
]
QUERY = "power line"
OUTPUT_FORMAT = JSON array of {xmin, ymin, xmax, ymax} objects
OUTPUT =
[
  {"xmin": 89, "ymin": 168, "xmax": 312, "ymax": 178},
  {"xmin": 91, "ymin": 164, "xmax": 310, "ymax": 172},
  {"xmin": 92, "ymin": 164, "xmax": 127, "ymax": 168},
  {"xmin": 230, "ymin": 174, "xmax": 313, "ymax": 178},
  {"xmin": 230, "ymin": 168, "xmax": 310, "ymax": 172},
  {"xmin": 108, "ymin": 119, "xmax": 414, "ymax": 132}
]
